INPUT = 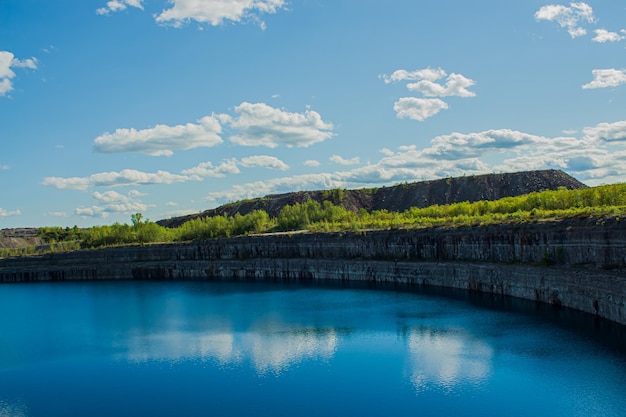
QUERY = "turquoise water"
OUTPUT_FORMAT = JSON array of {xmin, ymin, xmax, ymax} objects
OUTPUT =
[{"xmin": 1, "ymin": 280, "xmax": 625, "ymax": 417}]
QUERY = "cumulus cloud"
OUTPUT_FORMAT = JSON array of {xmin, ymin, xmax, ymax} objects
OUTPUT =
[
  {"xmin": 407, "ymin": 72, "xmax": 476, "ymax": 98},
  {"xmin": 424, "ymin": 129, "xmax": 555, "ymax": 160},
  {"xmin": 76, "ymin": 190, "xmax": 149, "ymax": 218},
  {"xmin": 382, "ymin": 68, "xmax": 475, "ymax": 122},
  {"xmin": 535, "ymin": 2, "xmax": 596, "ymax": 38},
  {"xmin": 94, "ymin": 115, "xmax": 223, "ymax": 156},
  {"xmin": 304, "ymin": 160, "xmax": 320, "ymax": 167},
  {"xmin": 0, "ymin": 208, "xmax": 21, "ymax": 218},
  {"xmin": 90, "ymin": 169, "xmax": 192, "ymax": 187},
  {"xmin": 182, "ymin": 159, "xmax": 241, "ymax": 177},
  {"xmin": 582, "ymin": 69, "xmax": 626, "ymax": 89},
  {"xmin": 330, "ymin": 155, "xmax": 360, "ymax": 165},
  {"xmin": 0, "ymin": 51, "xmax": 37, "ymax": 97},
  {"xmin": 592, "ymin": 29, "xmax": 625, "ymax": 43},
  {"xmin": 393, "ymin": 98, "xmax": 448, "ymax": 121},
  {"xmin": 582, "ymin": 121, "xmax": 626, "ymax": 142},
  {"xmin": 81, "ymin": 190, "xmax": 148, "ymax": 217},
  {"xmin": 154, "ymin": 0, "xmax": 286, "ymax": 29},
  {"xmin": 93, "ymin": 190, "xmax": 135, "ymax": 204},
  {"xmin": 0, "ymin": 164, "xmax": 9, "ymax": 170},
  {"xmin": 228, "ymin": 102, "xmax": 334, "ymax": 148},
  {"xmin": 43, "ymin": 156, "xmax": 289, "ymax": 194},
  {"xmin": 96, "ymin": 0, "xmax": 143, "ymax": 15},
  {"xmin": 380, "ymin": 68, "xmax": 447, "ymax": 84},
  {"xmin": 43, "ymin": 169, "xmax": 193, "ymax": 190},
  {"xmin": 381, "ymin": 67, "xmax": 476, "ymax": 97},
  {"xmin": 41, "ymin": 176, "xmax": 91, "ymax": 191},
  {"xmin": 240, "ymin": 155, "xmax": 289, "ymax": 170}
]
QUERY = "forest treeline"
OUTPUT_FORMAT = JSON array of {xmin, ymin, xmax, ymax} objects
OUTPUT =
[{"xmin": 2, "ymin": 183, "xmax": 626, "ymax": 257}]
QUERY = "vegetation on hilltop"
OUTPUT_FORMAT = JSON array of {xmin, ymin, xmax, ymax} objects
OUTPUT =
[{"xmin": 0, "ymin": 182, "xmax": 621, "ymax": 258}]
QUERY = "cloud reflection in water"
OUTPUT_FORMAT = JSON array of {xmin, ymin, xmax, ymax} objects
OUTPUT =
[
  {"xmin": 407, "ymin": 327, "xmax": 493, "ymax": 393},
  {"xmin": 121, "ymin": 325, "xmax": 338, "ymax": 375}
]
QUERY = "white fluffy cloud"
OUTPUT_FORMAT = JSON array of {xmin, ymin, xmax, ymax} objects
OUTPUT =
[
  {"xmin": 76, "ymin": 190, "xmax": 148, "ymax": 218},
  {"xmin": 424, "ymin": 129, "xmax": 557, "ymax": 160},
  {"xmin": 0, "ymin": 51, "xmax": 37, "ymax": 97},
  {"xmin": 383, "ymin": 68, "xmax": 475, "ymax": 122},
  {"xmin": 90, "ymin": 169, "xmax": 193, "ymax": 187},
  {"xmin": 304, "ymin": 160, "xmax": 320, "ymax": 167},
  {"xmin": 535, "ymin": 2, "xmax": 596, "ymax": 38},
  {"xmin": 407, "ymin": 72, "xmax": 476, "ymax": 98},
  {"xmin": 154, "ymin": 0, "xmax": 286, "ymax": 28},
  {"xmin": 92, "ymin": 102, "xmax": 333, "ymax": 155},
  {"xmin": 93, "ymin": 115, "xmax": 223, "ymax": 156},
  {"xmin": 228, "ymin": 102, "xmax": 334, "ymax": 148},
  {"xmin": 43, "ymin": 169, "xmax": 193, "ymax": 190},
  {"xmin": 93, "ymin": 190, "xmax": 135, "ymax": 204},
  {"xmin": 393, "ymin": 98, "xmax": 448, "ymax": 121},
  {"xmin": 41, "ymin": 176, "xmax": 91, "ymax": 191},
  {"xmin": 582, "ymin": 69, "xmax": 626, "ymax": 89},
  {"xmin": 240, "ymin": 155, "xmax": 289, "ymax": 170},
  {"xmin": 183, "ymin": 156, "xmax": 289, "ymax": 177},
  {"xmin": 592, "ymin": 29, "xmax": 625, "ymax": 43},
  {"xmin": 96, "ymin": 0, "xmax": 144, "ymax": 15},
  {"xmin": 330, "ymin": 155, "xmax": 360, "ymax": 166},
  {"xmin": 182, "ymin": 160, "xmax": 241, "ymax": 177},
  {"xmin": 582, "ymin": 121, "xmax": 626, "ymax": 142},
  {"xmin": 0, "ymin": 208, "xmax": 21, "ymax": 218},
  {"xmin": 381, "ymin": 67, "xmax": 476, "ymax": 98},
  {"xmin": 380, "ymin": 68, "xmax": 447, "ymax": 84},
  {"xmin": 43, "ymin": 154, "xmax": 289, "ymax": 193}
]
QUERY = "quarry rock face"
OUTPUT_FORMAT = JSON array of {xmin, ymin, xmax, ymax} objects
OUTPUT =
[{"xmin": 1, "ymin": 215, "xmax": 625, "ymax": 325}]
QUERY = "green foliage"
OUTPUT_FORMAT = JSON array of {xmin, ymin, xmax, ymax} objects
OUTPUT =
[
  {"xmin": 131, "ymin": 212, "xmax": 144, "ymax": 226},
  {"xmin": 321, "ymin": 188, "xmax": 346, "ymax": 204},
  {"xmin": 38, "ymin": 225, "xmax": 83, "ymax": 243}
]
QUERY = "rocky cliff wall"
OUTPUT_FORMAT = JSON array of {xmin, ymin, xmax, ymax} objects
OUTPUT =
[{"xmin": 1, "ymin": 216, "xmax": 625, "ymax": 325}]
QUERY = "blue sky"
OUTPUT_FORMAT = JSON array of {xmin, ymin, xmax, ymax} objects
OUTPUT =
[{"xmin": 1, "ymin": 0, "xmax": 626, "ymax": 228}]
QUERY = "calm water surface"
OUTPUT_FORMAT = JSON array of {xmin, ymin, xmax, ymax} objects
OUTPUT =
[{"xmin": 1, "ymin": 280, "xmax": 625, "ymax": 417}]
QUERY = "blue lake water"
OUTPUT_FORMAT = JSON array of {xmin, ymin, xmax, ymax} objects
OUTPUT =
[{"xmin": 1, "ymin": 280, "xmax": 625, "ymax": 417}]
